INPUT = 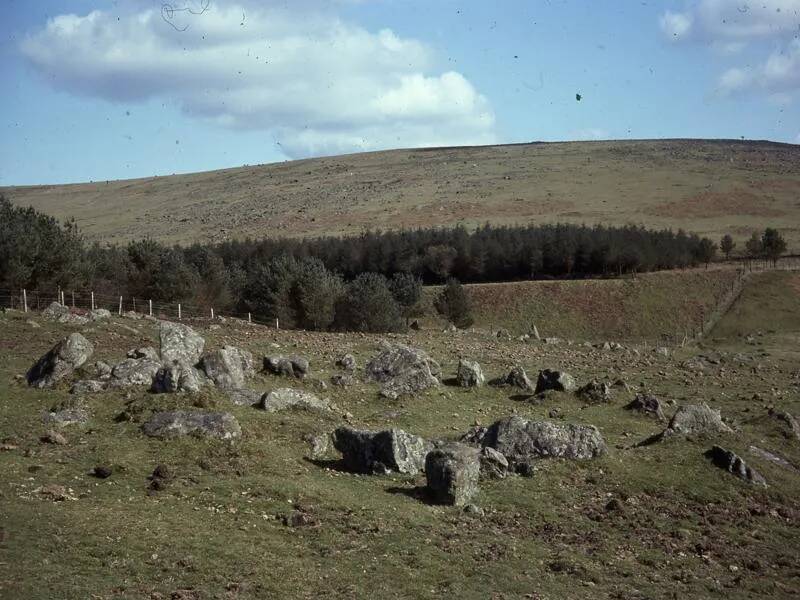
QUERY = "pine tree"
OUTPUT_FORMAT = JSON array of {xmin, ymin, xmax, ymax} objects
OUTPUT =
[{"xmin": 434, "ymin": 278, "xmax": 474, "ymax": 329}]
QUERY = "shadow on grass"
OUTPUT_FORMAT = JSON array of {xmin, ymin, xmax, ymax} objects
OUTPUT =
[
  {"xmin": 385, "ymin": 485, "xmax": 435, "ymax": 505},
  {"xmin": 303, "ymin": 457, "xmax": 354, "ymax": 473}
]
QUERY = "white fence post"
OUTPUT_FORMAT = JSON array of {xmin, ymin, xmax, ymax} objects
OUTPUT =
[
  {"xmin": 58, "ymin": 287, "xmax": 61, "ymax": 305},
  {"xmin": 149, "ymin": 299, "xmax": 153, "ymax": 317},
  {"xmin": 91, "ymin": 291, "xmax": 95, "ymax": 311},
  {"xmin": 276, "ymin": 318, "xmax": 279, "ymax": 330},
  {"xmin": 248, "ymin": 312, "xmax": 251, "ymax": 324},
  {"xmin": 178, "ymin": 303, "xmax": 182, "ymax": 320},
  {"xmin": 118, "ymin": 296, "xmax": 123, "ymax": 316},
  {"xmin": 22, "ymin": 289, "xmax": 28, "ymax": 313},
  {"xmin": 211, "ymin": 307, "xmax": 215, "ymax": 320}
]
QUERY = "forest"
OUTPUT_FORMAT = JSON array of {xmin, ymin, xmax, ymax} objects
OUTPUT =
[{"xmin": 3, "ymin": 194, "xmax": 783, "ymax": 332}]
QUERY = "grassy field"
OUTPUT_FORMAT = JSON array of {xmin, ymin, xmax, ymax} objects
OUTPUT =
[
  {"xmin": 3, "ymin": 139, "xmax": 799, "ymax": 247},
  {"xmin": 1, "ymin": 270, "xmax": 799, "ymax": 599},
  {"xmin": 425, "ymin": 268, "xmax": 743, "ymax": 343}
]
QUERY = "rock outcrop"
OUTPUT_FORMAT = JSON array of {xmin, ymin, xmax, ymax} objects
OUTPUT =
[
  {"xmin": 27, "ymin": 333, "xmax": 94, "ymax": 388},
  {"xmin": 365, "ymin": 343, "xmax": 440, "ymax": 399},
  {"xmin": 200, "ymin": 346, "xmax": 255, "ymax": 390},
  {"xmin": 535, "ymin": 369, "xmax": 577, "ymax": 394},
  {"xmin": 456, "ymin": 359, "xmax": 485, "ymax": 388},
  {"xmin": 260, "ymin": 388, "xmax": 333, "ymax": 413},
  {"xmin": 705, "ymin": 445, "xmax": 766, "ymax": 486},
  {"xmin": 425, "ymin": 443, "xmax": 481, "ymax": 506},
  {"xmin": 332, "ymin": 426, "xmax": 433, "ymax": 474},
  {"xmin": 264, "ymin": 355, "xmax": 310, "ymax": 379},
  {"xmin": 159, "ymin": 321, "xmax": 205, "ymax": 365}
]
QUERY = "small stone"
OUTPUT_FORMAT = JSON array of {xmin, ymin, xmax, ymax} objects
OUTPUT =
[
  {"xmin": 92, "ymin": 465, "xmax": 112, "ymax": 479},
  {"xmin": 41, "ymin": 430, "xmax": 67, "ymax": 445}
]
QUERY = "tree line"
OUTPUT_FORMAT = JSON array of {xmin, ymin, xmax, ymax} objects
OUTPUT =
[{"xmin": 1, "ymin": 194, "xmax": 787, "ymax": 331}]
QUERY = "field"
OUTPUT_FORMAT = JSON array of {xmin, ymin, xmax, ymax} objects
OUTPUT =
[
  {"xmin": 1, "ymin": 271, "xmax": 799, "ymax": 599},
  {"xmin": 3, "ymin": 139, "xmax": 799, "ymax": 247}
]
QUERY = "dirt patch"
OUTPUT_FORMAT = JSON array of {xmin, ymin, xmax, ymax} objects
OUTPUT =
[{"xmin": 649, "ymin": 189, "xmax": 786, "ymax": 219}]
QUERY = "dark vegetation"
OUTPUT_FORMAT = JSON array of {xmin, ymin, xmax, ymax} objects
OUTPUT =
[{"xmin": 1, "ymin": 195, "xmax": 787, "ymax": 331}]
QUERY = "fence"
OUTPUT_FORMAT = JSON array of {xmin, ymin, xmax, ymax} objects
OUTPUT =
[{"xmin": 0, "ymin": 288, "xmax": 282, "ymax": 329}]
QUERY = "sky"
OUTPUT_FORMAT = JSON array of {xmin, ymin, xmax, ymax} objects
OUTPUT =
[{"xmin": 1, "ymin": 0, "xmax": 798, "ymax": 185}]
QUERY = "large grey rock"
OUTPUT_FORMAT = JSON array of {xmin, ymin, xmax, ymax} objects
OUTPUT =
[
  {"xmin": 151, "ymin": 360, "xmax": 206, "ymax": 393},
  {"xmin": 425, "ymin": 443, "xmax": 481, "ymax": 506},
  {"xmin": 535, "ymin": 369, "xmax": 577, "ymax": 394},
  {"xmin": 109, "ymin": 357, "xmax": 161, "ymax": 387},
  {"xmin": 365, "ymin": 343, "xmax": 440, "ymax": 399},
  {"xmin": 494, "ymin": 366, "xmax": 534, "ymax": 391},
  {"xmin": 91, "ymin": 360, "xmax": 113, "ymax": 380},
  {"xmin": 482, "ymin": 416, "xmax": 607, "ymax": 469},
  {"xmin": 27, "ymin": 333, "xmax": 94, "ymax": 388},
  {"xmin": 332, "ymin": 427, "xmax": 433, "ymax": 474},
  {"xmin": 335, "ymin": 353, "xmax": 357, "ymax": 372},
  {"xmin": 625, "ymin": 393, "xmax": 666, "ymax": 420},
  {"xmin": 264, "ymin": 355, "xmax": 310, "ymax": 378},
  {"xmin": 142, "ymin": 411, "xmax": 241, "ymax": 440},
  {"xmin": 456, "ymin": 359, "xmax": 485, "ymax": 388},
  {"xmin": 479, "ymin": 446, "xmax": 509, "ymax": 479},
  {"xmin": 260, "ymin": 388, "xmax": 333, "ymax": 413},
  {"xmin": 200, "ymin": 346, "xmax": 255, "ymax": 390},
  {"xmin": 664, "ymin": 403, "xmax": 732, "ymax": 437},
  {"xmin": 42, "ymin": 302, "xmax": 70, "ymax": 321},
  {"xmin": 748, "ymin": 445, "xmax": 798, "ymax": 473},
  {"xmin": 706, "ymin": 446, "xmax": 766, "ymax": 486},
  {"xmin": 577, "ymin": 379, "xmax": 612, "ymax": 404},
  {"xmin": 772, "ymin": 411, "xmax": 800, "ymax": 440},
  {"xmin": 88, "ymin": 308, "xmax": 112, "ymax": 321},
  {"xmin": 159, "ymin": 321, "xmax": 205, "ymax": 365}
]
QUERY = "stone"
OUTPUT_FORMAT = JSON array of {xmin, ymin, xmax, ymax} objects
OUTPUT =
[
  {"xmin": 494, "ymin": 366, "xmax": 534, "ymax": 391},
  {"xmin": 264, "ymin": 355, "xmax": 310, "ymax": 378},
  {"xmin": 41, "ymin": 430, "xmax": 68, "ymax": 445},
  {"xmin": 27, "ymin": 333, "xmax": 94, "ymax": 388},
  {"xmin": 109, "ymin": 357, "xmax": 161, "ymax": 387},
  {"xmin": 663, "ymin": 403, "xmax": 733, "ymax": 437},
  {"xmin": 88, "ymin": 308, "xmax": 112, "ymax": 321},
  {"xmin": 479, "ymin": 446, "xmax": 509, "ymax": 479},
  {"xmin": 92, "ymin": 361, "xmax": 113, "ymax": 380},
  {"xmin": 41, "ymin": 302, "xmax": 70, "ymax": 321},
  {"xmin": 92, "ymin": 465, "xmax": 113, "ymax": 479},
  {"xmin": 305, "ymin": 432, "xmax": 331, "ymax": 459},
  {"xmin": 577, "ymin": 379, "xmax": 612, "ymax": 404},
  {"xmin": 535, "ymin": 369, "xmax": 577, "ymax": 394},
  {"xmin": 260, "ymin": 388, "xmax": 333, "ymax": 413},
  {"xmin": 460, "ymin": 425, "xmax": 488, "ymax": 446},
  {"xmin": 226, "ymin": 388, "xmax": 263, "ymax": 406},
  {"xmin": 335, "ymin": 353, "xmax": 357, "ymax": 371},
  {"xmin": 330, "ymin": 373, "xmax": 356, "ymax": 387},
  {"xmin": 482, "ymin": 416, "xmax": 607, "ymax": 469},
  {"xmin": 705, "ymin": 446, "xmax": 766, "ymax": 486},
  {"xmin": 42, "ymin": 407, "xmax": 89, "ymax": 426},
  {"xmin": 70, "ymin": 380, "xmax": 108, "ymax": 395},
  {"xmin": 151, "ymin": 360, "xmax": 206, "ymax": 393},
  {"xmin": 199, "ymin": 346, "xmax": 255, "ymax": 389},
  {"xmin": 365, "ymin": 343, "xmax": 440, "ymax": 399},
  {"xmin": 748, "ymin": 446, "xmax": 798, "ymax": 473},
  {"xmin": 127, "ymin": 347, "xmax": 159, "ymax": 361},
  {"xmin": 456, "ymin": 359, "xmax": 484, "ymax": 388},
  {"xmin": 771, "ymin": 411, "xmax": 800, "ymax": 440},
  {"xmin": 332, "ymin": 426, "xmax": 433, "ymax": 474},
  {"xmin": 159, "ymin": 321, "xmax": 205, "ymax": 365},
  {"xmin": 625, "ymin": 393, "xmax": 666, "ymax": 420},
  {"xmin": 142, "ymin": 411, "xmax": 241, "ymax": 440},
  {"xmin": 425, "ymin": 443, "xmax": 481, "ymax": 506},
  {"xmin": 496, "ymin": 328, "xmax": 511, "ymax": 340}
]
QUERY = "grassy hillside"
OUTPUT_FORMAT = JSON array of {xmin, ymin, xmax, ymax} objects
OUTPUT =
[
  {"xmin": 424, "ymin": 269, "xmax": 742, "ymax": 343},
  {"xmin": 3, "ymin": 139, "xmax": 799, "ymax": 247}
]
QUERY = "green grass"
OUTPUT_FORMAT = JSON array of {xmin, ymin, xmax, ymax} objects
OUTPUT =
[{"xmin": 1, "ymin": 287, "xmax": 799, "ymax": 598}]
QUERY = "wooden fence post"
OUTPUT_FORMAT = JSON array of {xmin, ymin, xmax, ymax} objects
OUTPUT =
[
  {"xmin": 149, "ymin": 299, "xmax": 153, "ymax": 317},
  {"xmin": 276, "ymin": 318, "xmax": 279, "ymax": 330},
  {"xmin": 22, "ymin": 289, "xmax": 27, "ymax": 313},
  {"xmin": 211, "ymin": 307, "xmax": 215, "ymax": 320},
  {"xmin": 248, "ymin": 312, "xmax": 251, "ymax": 324},
  {"xmin": 118, "ymin": 296, "xmax": 123, "ymax": 316},
  {"xmin": 91, "ymin": 291, "xmax": 95, "ymax": 311},
  {"xmin": 71, "ymin": 291, "xmax": 75, "ymax": 308},
  {"xmin": 178, "ymin": 304, "xmax": 182, "ymax": 320}
]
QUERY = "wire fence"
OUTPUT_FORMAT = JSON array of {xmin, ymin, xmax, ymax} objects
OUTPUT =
[{"xmin": 0, "ymin": 288, "xmax": 280, "ymax": 329}]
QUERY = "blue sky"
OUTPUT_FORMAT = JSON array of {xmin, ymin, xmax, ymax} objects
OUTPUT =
[{"xmin": 1, "ymin": 0, "xmax": 798, "ymax": 185}]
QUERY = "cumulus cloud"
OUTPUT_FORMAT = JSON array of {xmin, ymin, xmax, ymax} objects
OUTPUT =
[
  {"xmin": 660, "ymin": 1, "xmax": 800, "ymax": 99},
  {"xmin": 20, "ymin": 2, "xmax": 496, "ymax": 157}
]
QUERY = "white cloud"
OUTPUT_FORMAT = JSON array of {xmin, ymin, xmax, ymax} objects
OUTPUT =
[
  {"xmin": 20, "ymin": 2, "xmax": 496, "ymax": 158},
  {"xmin": 660, "ymin": 11, "xmax": 693, "ymax": 41},
  {"xmin": 660, "ymin": 0, "xmax": 800, "ymax": 43},
  {"xmin": 718, "ymin": 39, "xmax": 800, "ymax": 95}
]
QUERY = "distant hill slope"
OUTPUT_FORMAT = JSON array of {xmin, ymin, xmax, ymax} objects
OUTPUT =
[{"xmin": 3, "ymin": 139, "xmax": 799, "ymax": 247}]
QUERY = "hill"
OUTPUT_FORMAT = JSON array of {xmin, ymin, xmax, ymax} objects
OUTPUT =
[{"xmin": 3, "ymin": 139, "xmax": 799, "ymax": 247}]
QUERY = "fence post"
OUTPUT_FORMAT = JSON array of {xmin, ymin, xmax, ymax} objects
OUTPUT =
[
  {"xmin": 23, "ymin": 289, "xmax": 27, "ymax": 313},
  {"xmin": 149, "ymin": 299, "xmax": 153, "ymax": 317},
  {"xmin": 58, "ymin": 287, "xmax": 61, "ymax": 306},
  {"xmin": 248, "ymin": 312, "xmax": 251, "ymax": 324},
  {"xmin": 276, "ymin": 318, "xmax": 279, "ymax": 330},
  {"xmin": 118, "ymin": 296, "xmax": 123, "ymax": 316},
  {"xmin": 71, "ymin": 291, "xmax": 75, "ymax": 308},
  {"xmin": 178, "ymin": 303, "xmax": 182, "ymax": 320},
  {"xmin": 91, "ymin": 291, "xmax": 95, "ymax": 311},
  {"xmin": 211, "ymin": 307, "xmax": 215, "ymax": 320},
  {"xmin": 133, "ymin": 298, "xmax": 136, "ymax": 313}
]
